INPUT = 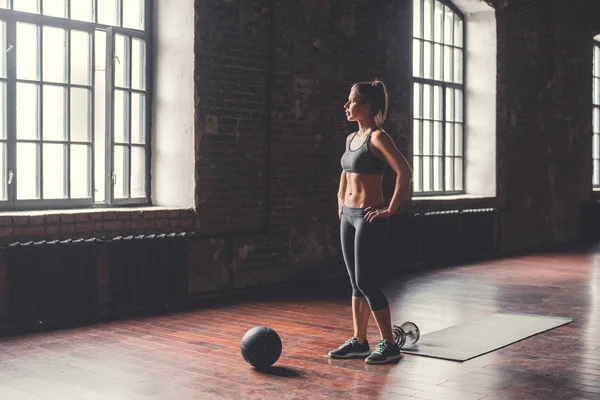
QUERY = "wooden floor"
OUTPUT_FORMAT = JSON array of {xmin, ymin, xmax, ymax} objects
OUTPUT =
[{"xmin": 1, "ymin": 247, "xmax": 600, "ymax": 400}]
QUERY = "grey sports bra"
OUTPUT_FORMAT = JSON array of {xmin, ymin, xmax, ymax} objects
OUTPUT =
[{"xmin": 340, "ymin": 130, "xmax": 387, "ymax": 175}]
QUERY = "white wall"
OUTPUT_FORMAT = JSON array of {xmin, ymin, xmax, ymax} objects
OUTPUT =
[
  {"xmin": 463, "ymin": 8, "xmax": 497, "ymax": 197},
  {"xmin": 151, "ymin": 0, "xmax": 195, "ymax": 208}
]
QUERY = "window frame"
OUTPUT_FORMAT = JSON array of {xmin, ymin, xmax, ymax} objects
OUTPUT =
[
  {"xmin": 411, "ymin": 0, "xmax": 466, "ymax": 196},
  {"xmin": 593, "ymin": 38, "xmax": 600, "ymax": 189},
  {"xmin": 0, "ymin": 0, "xmax": 152, "ymax": 211}
]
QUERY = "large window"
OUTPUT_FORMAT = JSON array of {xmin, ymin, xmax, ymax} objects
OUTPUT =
[
  {"xmin": 0, "ymin": 0, "xmax": 150, "ymax": 210},
  {"xmin": 412, "ymin": 0, "xmax": 465, "ymax": 195},
  {"xmin": 594, "ymin": 37, "xmax": 600, "ymax": 188}
]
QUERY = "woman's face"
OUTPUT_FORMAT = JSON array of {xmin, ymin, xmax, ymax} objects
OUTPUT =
[{"xmin": 344, "ymin": 90, "xmax": 369, "ymax": 122}]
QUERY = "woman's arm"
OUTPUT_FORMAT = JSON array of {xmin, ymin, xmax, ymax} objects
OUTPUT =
[
  {"xmin": 337, "ymin": 170, "xmax": 347, "ymax": 219},
  {"xmin": 365, "ymin": 130, "xmax": 413, "ymax": 220}
]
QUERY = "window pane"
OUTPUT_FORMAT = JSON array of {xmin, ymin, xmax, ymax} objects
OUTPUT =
[
  {"xmin": 443, "ymin": 6, "xmax": 453, "ymax": 46},
  {"xmin": 71, "ymin": 0, "xmax": 94, "ymax": 22},
  {"xmin": 434, "ymin": 43, "xmax": 442, "ymax": 81},
  {"xmin": 94, "ymin": 30, "xmax": 106, "ymax": 203},
  {"xmin": 453, "ymin": 48, "xmax": 463, "ymax": 84},
  {"xmin": 16, "ymin": 23, "xmax": 40, "ymax": 81},
  {"xmin": 17, "ymin": 82, "xmax": 40, "ymax": 140},
  {"xmin": 17, "ymin": 142, "xmax": 40, "ymax": 200},
  {"xmin": 413, "ymin": 83, "xmax": 422, "ymax": 118},
  {"xmin": 433, "ymin": 85, "xmax": 442, "ymax": 121},
  {"xmin": 0, "ymin": 21, "xmax": 6, "ymax": 78},
  {"xmin": 423, "ymin": 156, "xmax": 432, "ymax": 192},
  {"xmin": 595, "ymin": 78, "xmax": 600, "ymax": 106},
  {"xmin": 445, "ymin": 123, "xmax": 454, "ymax": 156},
  {"xmin": 113, "ymin": 145, "xmax": 129, "ymax": 198},
  {"xmin": 98, "ymin": 0, "xmax": 120, "ymax": 26},
  {"xmin": 0, "ymin": 82, "xmax": 5, "ymax": 140},
  {"xmin": 131, "ymin": 93, "xmax": 145, "ymax": 144},
  {"xmin": 71, "ymin": 88, "xmax": 91, "ymax": 142},
  {"xmin": 455, "ymin": 89, "xmax": 463, "ymax": 122},
  {"xmin": 413, "ymin": 120, "xmax": 421, "ymax": 156},
  {"xmin": 42, "ymin": 85, "xmax": 67, "ymax": 141},
  {"xmin": 115, "ymin": 34, "xmax": 129, "ymax": 88},
  {"xmin": 42, "ymin": 26, "xmax": 67, "ymax": 83},
  {"xmin": 594, "ymin": 46, "xmax": 600, "ymax": 78},
  {"xmin": 423, "ymin": 0, "xmax": 432, "ymax": 41},
  {"xmin": 594, "ymin": 108, "xmax": 599, "ymax": 134},
  {"xmin": 42, "ymin": 143, "xmax": 67, "ymax": 199},
  {"xmin": 433, "ymin": 0, "xmax": 443, "ymax": 43},
  {"xmin": 423, "ymin": 41, "xmax": 432, "ymax": 79},
  {"xmin": 423, "ymin": 121, "xmax": 431, "ymax": 155},
  {"xmin": 131, "ymin": 146, "xmax": 145, "ymax": 197},
  {"xmin": 123, "ymin": 0, "xmax": 145, "ymax": 30},
  {"xmin": 131, "ymin": 38, "xmax": 146, "ymax": 90},
  {"xmin": 114, "ymin": 89, "xmax": 128, "ymax": 143},
  {"xmin": 433, "ymin": 122, "xmax": 442, "ymax": 156},
  {"xmin": 593, "ymin": 134, "xmax": 599, "ymax": 160},
  {"xmin": 454, "ymin": 124, "xmax": 463, "ymax": 156},
  {"xmin": 14, "ymin": 0, "xmax": 39, "ymax": 13},
  {"xmin": 445, "ymin": 157, "xmax": 454, "ymax": 190},
  {"xmin": 443, "ymin": 45, "xmax": 452, "ymax": 82},
  {"xmin": 71, "ymin": 30, "xmax": 91, "ymax": 85},
  {"xmin": 71, "ymin": 144, "xmax": 91, "ymax": 198},
  {"xmin": 413, "ymin": 157, "xmax": 421, "ymax": 192},
  {"xmin": 594, "ymin": 160, "xmax": 600, "ymax": 187},
  {"xmin": 412, "ymin": 39, "xmax": 422, "ymax": 77},
  {"xmin": 0, "ymin": 143, "xmax": 5, "ymax": 200},
  {"xmin": 43, "ymin": 0, "xmax": 67, "ymax": 18},
  {"xmin": 455, "ymin": 158, "xmax": 463, "ymax": 191},
  {"xmin": 423, "ymin": 84, "xmax": 431, "ymax": 120},
  {"xmin": 0, "ymin": 0, "xmax": 8, "ymax": 8},
  {"xmin": 454, "ymin": 16, "xmax": 463, "ymax": 47},
  {"xmin": 413, "ymin": 0, "xmax": 421, "ymax": 38},
  {"xmin": 445, "ymin": 87, "xmax": 454, "ymax": 123},
  {"xmin": 433, "ymin": 156, "xmax": 442, "ymax": 191}
]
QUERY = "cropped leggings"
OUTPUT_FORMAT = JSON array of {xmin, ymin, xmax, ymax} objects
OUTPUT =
[{"xmin": 340, "ymin": 205, "xmax": 389, "ymax": 312}]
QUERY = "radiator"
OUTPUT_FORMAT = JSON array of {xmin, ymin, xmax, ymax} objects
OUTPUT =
[
  {"xmin": 581, "ymin": 201, "xmax": 600, "ymax": 243},
  {"xmin": 3, "ymin": 232, "xmax": 190, "ymax": 327},
  {"xmin": 107, "ymin": 233, "xmax": 189, "ymax": 315},
  {"xmin": 5, "ymin": 238, "xmax": 99, "ymax": 325},
  {"xmin": 383, "ymin": 208, "xmax": 497, "ymax": 268}
]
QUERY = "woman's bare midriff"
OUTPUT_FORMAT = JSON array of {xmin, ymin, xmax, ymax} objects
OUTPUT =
[{"xmin": 343, "ymin": 173, "xmax": 385, "ymax": 208}]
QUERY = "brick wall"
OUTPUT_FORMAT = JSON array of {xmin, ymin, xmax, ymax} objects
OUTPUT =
[
  {"xmin": 496, "ymin": 0, "xmax": 596, "ymax": 251},
  {"xmin": 1, "ymin": 0, "xmax": 599, "ymax": 309}
]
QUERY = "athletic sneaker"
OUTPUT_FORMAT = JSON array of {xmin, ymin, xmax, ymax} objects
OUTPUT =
[
  {"xmin": 328, "ymin": 337, "xmax": 371, "ymax": 359},
  {"xmin": 364, "ymin": 339, "xmax": 401, "ymax": 364}
]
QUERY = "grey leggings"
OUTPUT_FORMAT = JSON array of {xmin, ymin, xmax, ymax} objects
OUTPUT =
[{"xmin": 339, "ymin": 205, "xmax": 389, "ymax": 311}]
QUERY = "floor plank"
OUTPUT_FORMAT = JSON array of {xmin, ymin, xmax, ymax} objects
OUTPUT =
[{"xmin": 1, "ymin": 246, "xmax": 599, "ymax": 399}]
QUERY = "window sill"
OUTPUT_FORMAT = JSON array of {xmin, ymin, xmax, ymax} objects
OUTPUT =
[
  {"xmin": 0, "ymin": 205, "xmax": 191, "ymax": 218},
  {"xmin": 402, "ymin": 194, "xmax": 499, "ymax": 214}
]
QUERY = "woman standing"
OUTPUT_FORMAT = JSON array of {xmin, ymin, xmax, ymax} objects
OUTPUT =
[{"xmin": 328, "ymin": 80, "xmax": 412, "ymax": 364}]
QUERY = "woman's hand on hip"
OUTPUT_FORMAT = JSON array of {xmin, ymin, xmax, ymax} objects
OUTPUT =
[{"xmin": 364, "ymin": 206, "xmax": 393, "ymax": 223}]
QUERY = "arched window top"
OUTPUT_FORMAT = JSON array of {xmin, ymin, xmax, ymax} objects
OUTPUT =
[
  {"xmin": 594, "ymin": 34, "xmax": 600, "ymax": 41},
  {"xmin": 413, "ymin": 0, "xmax": 464, "ymax": 50}
]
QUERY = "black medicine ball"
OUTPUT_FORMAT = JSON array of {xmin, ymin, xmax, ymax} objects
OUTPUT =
[{"xmin": 240, "ymin": 326, "xmax": 282, "ymax": 368}]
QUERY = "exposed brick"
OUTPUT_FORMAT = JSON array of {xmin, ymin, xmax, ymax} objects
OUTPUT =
[
  {"xmin": 60, "ymin": 214, "xmax": 76, "ymax": 223},
  {"xmin": 12, "ymin": 216, "xmax": 29, "ymax": 226},
  {"xmin": 75, "ymin": 222, "xmax": 97, "ymax": 233},
  {"xmin": 0, "ymin": 227, "xmax": 13, "ymax": 238},
  {"xmin": 14, "ymin": 226, "xmax": 44, "ymax": 238},
  {"xmin": 75, "ymin": 213, "xmax": 90, "ymax": 222}
]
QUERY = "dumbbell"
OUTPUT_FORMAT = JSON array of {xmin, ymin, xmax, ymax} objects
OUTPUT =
[{"xmin": 392, "ymin": 321, "xmax": 420, "ymax": 348}]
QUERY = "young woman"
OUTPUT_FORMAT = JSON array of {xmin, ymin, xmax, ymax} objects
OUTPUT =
[{"xmin": 329, "ymin": 80, "xmax": 412, "ymax": 364}]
